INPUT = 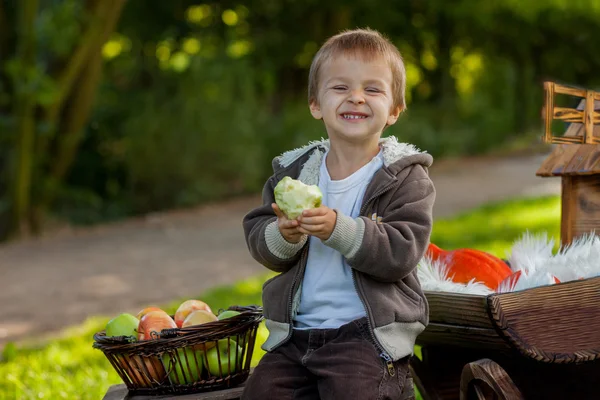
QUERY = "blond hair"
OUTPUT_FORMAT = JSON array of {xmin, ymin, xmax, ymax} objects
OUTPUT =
[{"xmin": 308, "ymin": 28, "xmax": 406, "ymax": 111}]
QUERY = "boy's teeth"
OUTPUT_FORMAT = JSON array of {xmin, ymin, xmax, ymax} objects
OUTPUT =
[{"xmin": 343, "ymin": 114, "xmax": 366, "ymax": 119}]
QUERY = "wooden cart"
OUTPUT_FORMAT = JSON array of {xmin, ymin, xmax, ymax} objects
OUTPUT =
[{"xmin": 411, "ymin": 82, "xmax": 600, "ymax": 400}]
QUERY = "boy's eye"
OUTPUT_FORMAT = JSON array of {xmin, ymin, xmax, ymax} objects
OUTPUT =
[
  {"xmin": 332, "ymin": 86, "xmax": 347, "ymax": 91},
  {"xmin": 366, "ymin": 87, "xmax": 380, "ymax": 93}
]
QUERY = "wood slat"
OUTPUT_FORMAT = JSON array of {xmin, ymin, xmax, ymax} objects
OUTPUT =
[
  {"xmin": 488, "ymin": 277, "xmax": 600, "ymax": 363},
  {"xmin": 424, "ymin": 291, "xmax": 490, "ymax": 328},
  {"xmin": 561, "ymin": 176, "xmax": 575, "ymax": 245},
  {"xmin": 585, "ymin": 90, "xmax": 597, "ymax": 143},
  {"xmin": 563, "ymin": 144, "xmax": 595, "ymax": 174},
  {"xmin": 416, "ymin": 322, "xmax": 510, "ymax": 351},
  {"xmin": 536, "ymin": 145, "xmax": 576, "ymax": 176},
  {"xmin": 553, "ymin": 108, "xmax": 600, "ymax": 124}
]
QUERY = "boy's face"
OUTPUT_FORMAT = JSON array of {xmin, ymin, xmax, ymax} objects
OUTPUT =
[{"xmin": 309, "ymin": 54, "xmax": 402, "ymax": 144}]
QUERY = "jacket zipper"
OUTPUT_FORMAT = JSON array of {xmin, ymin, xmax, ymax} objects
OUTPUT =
[
  {"xmin": 284, "ymin": 244, "xmax": 309, "ymax": 342},
  {"xmin": 353, "ymin": 178, "xmax": 399, "ymax": 376}
]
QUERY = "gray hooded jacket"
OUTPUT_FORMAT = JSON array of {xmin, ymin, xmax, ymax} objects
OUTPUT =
[{"xmin": 243, "ymin": 136, "xmax": 436, "ymax": 362}]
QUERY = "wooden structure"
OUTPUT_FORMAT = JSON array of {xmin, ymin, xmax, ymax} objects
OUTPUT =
[
  {"xmin": 537, "ymin": 82, "xmax": 600, "ymax": 244},
  {"xmin": 411, "ymin": 81, "xmax": 600, "ymax": 400}
]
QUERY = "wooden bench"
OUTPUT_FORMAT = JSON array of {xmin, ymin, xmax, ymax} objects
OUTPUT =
[{"xmin": 103, "ymin": 382, "xmax": 246, "ymax": 400}]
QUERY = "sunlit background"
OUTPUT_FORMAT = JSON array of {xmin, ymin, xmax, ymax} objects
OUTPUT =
[{"xmin": 0, "ymin": 1, "xmax": 598, "ymax": 398}]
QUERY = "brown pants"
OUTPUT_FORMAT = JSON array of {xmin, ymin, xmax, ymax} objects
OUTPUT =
[{"xmin": 241, "ymin": 317, "xmax": 415, "ymax": 400}]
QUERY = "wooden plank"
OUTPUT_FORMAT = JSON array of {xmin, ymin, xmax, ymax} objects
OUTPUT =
[
  {"xmin": 544, "ymin": 81, "xmax": 554, "ymax": 143},
  {"xmin": 563, "ymin": 144, "xmax": 595, "ymax": 174},
  {"xmin": 535, "ymin": 144, "xmax": 580, "ymax": 177},
  {"xmin": 561, "ymin": 176, "xmax": 575, "ymax": 245},
  {"xmin": 585, "ymin": 91, "xmax": 597, "ymax": 143},
  {"xmin": 416, "ymin": 323, "xmax": 510, "ymax": 351},
  {"xmin": 573, "ymin": 146, "xmax": 600, "ymax": 174},
  {"xmin": 424, "ymin": 292, "xmax": 490, "ymax": 328},
  {"xmin": 553, "ymin": 83, "xmax": 587, "ymax": 98},
  {"xmin": 553, "ymin": 108, "xmax": 600, "ymax": 124},
  {"xmin": 571, "ymin": 176, "xmax": 600, "ymax": 240},
  {"xmin": 104, "ymin": 370, "xmax": 254, "ymax": 400},
  {"xmin": 103, "ymin": 383, "xmax": 247, "ymax": 400},
  {"xmin": 488, "ymin": 277, "xmax": 600, "ymax": 361}
]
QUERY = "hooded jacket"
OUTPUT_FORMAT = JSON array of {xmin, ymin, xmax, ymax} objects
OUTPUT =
[{"xmin": 243, "ymin": 136, "xmax": 436, "ymax": 362}]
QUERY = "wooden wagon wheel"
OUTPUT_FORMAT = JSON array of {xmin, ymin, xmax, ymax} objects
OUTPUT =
[{"xmin": 459, "ymin": 358, "xmax": 523, "ymax": 400}]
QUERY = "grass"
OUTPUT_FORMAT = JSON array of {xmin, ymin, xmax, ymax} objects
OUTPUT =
[{"xmin": 0, "ymin": 195, "xmax": 561, "ymax": 399}]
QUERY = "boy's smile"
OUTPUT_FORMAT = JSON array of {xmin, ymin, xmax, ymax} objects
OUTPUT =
[{"xmin": 310, "ymin": 54, "xmax": 402, "ymax": 144}]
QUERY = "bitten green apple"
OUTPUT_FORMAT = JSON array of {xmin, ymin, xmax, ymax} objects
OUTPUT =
[
  {"xmin": 105, "ymin": 313, "xmax": 139, "ymax": 338},
  {"xmin": 205, "ymin": 339, "xmax": 242, "ymax": 377}
]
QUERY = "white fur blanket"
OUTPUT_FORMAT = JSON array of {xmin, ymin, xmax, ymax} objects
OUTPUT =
[{"xmin": 417, "ymin": 232, "xmax": 600, "ymax": 295}]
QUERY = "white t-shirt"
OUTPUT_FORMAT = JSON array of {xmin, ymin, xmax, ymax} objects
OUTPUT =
[{"xmin": 294, "ymin": 149, "xmax": 384, "ymax": 329}]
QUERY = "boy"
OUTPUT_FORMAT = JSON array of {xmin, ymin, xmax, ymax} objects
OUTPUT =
[{"xmin": 242, "ymin": 28, "xmax": 435, "ymax": 400}]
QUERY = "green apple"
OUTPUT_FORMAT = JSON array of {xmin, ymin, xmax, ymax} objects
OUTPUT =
[
  {"xmin": 205, "ymin": 339, "xmax": 242, "ymax": 377},
  {"xmin": 105, "ymin": 313, "xmax": 139, "ymax": 338},
  {"xmin": 217, "ymin": 310, "xmax": 241, "ymax": 320},
  {"xmin": 162, "ymin": 348, "xmax": 203, "ymax": 384}
]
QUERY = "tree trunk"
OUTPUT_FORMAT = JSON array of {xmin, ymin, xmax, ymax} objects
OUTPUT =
[
  {"xmin": 29, "ymin": 0, "xmax": 126, "ymax": 232},
  {"xmin": 10, "ymin": 0, "xmax": 39, "ymax": 238}
]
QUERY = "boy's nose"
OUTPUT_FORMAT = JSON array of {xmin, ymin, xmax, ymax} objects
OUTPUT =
[{"xmin": 348, "ymin": 90, "xmax": 365, "ymax": 104}]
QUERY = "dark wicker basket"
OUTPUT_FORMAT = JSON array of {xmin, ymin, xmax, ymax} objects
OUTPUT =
[{"xmin": 93, "ymin": 305, "xmax": 264, "ymax": 396}]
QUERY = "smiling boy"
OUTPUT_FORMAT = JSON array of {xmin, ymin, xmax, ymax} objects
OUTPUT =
[{"xmin": 242, "ymin": 28, "xmax": 435, "ymax": 400}]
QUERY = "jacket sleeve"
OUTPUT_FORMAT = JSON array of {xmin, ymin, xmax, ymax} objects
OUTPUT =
[
  {"xmin": 323, "ymin": 165, "xmax": 435, "ymax": 282},
  {"xmin": 243, "ymin": 175, "xmax": 308, "ymax": 273}
]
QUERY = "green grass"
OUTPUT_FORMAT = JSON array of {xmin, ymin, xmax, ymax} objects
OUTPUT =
[{"xmin": 0, "ymin": 195, "xmax": 561, "ymax": 399}]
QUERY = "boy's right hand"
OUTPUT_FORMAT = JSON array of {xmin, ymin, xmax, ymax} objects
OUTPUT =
[{"xmin": 272, "ymin": 203, "xmax": 305, "ymax": 244}]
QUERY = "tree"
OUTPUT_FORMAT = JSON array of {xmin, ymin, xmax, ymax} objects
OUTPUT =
[{"xmin": 0, "ymin": 0, "xmax": 126, "ymax": 239}]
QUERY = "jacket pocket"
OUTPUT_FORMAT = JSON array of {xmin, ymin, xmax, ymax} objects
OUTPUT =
[{"xmin": 395, "ymin": 280, "xmax": 422, "ymax": 306}]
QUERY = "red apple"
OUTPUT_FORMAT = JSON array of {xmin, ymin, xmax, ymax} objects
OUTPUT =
[
  {"xmin": 137, "ymin": 310, "xmax": 177, "ymax": 341},
  {"xmin": 174, "ymin": 299, "xmax": 212, "ymax": 328},
  {"xmin": 136, "ymin": 306, "xmax": 164, "ymax": 320}
]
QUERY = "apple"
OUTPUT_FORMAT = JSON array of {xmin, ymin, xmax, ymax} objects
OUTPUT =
[
  {"xmin": 137, "ymin": 310, "xmax": 177, "ymax": 340},
  {"xmin": 125, "ymin": 355, "xmax": 167, "ymax": 386},
  {"xmin": 205, "ymin": 339, "xmax": 242, "ymax": 378},
  {"xmin": 174, "ymin": 299, "xmax": 212, "ymax": 328},
  {"xmin": 162, "ymin": 348, "xmax": 203, "ymax": 384},
  {"xmin": 105, "ymin": 313, "xmax": 139, "ymax": 338},
  {"xmin": 217, "ymin": 310, "xmax": 241, "ymax": 320},
  {"xmin": 182, "ymin": 310, "xmax": 218, "ymax": 351},
  {"xmin": 182, "ymin": 310, "xmax": 218, "ymax": 327},
  {"xmin": 136, "ymin": 306, "xmax": 164, "ymax": 320}
]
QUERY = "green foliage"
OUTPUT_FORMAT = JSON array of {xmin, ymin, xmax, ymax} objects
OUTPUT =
[
  {"xmin": 3, "ymin": 0, "xmax": 600, "ymax": 231},
  {"xmin": 0, "ymin": 195, "xmax": 561, "ymax": 399}
]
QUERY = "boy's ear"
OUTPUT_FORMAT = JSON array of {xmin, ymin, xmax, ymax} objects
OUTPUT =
[
  {"xmin": 386, "ymin": 105, "xmax": 403, "ymax": 126},
  {"xmin": 309, "ymin": 100, "xmax": 323, "ymax": 120}
]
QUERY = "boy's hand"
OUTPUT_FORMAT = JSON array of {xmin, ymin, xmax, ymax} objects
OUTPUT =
[
  {"xmin": 297, "ymin": 206, "xmax": 337, "ymax": 241},
  {"xmin": 272, "ymin": 203, "xmax": 305, "ymax": 244}
]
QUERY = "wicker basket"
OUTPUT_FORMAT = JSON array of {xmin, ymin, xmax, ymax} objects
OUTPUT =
[{"xmin": 93, "ymin": 305, "xmax": 264, "ymax": 396}]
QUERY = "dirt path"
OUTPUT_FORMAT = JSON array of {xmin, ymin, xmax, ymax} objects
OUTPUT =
[{"xmin": 0, "ymin": 152, "xmax": 560, "ymax": 348}]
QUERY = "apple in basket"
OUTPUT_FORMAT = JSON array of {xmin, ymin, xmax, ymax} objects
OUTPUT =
[
  {"xmin": 205, "ymin": 339, "xmax": 243, "ymax": 378},
  {"xmin": 136, "ymin": 306, "xmax": 164, "ymax": 320},
  {"xmin": 182, "ymin": 309, "xmax": 218, "ymax": 351},
  {"xmin": 105, "ymin": 313, "xmax": 139, "ymax": 339},
  {"xmin": 123, "ymin": 354, "xmax": 167, "ymax": 387},
  {"xmin": 137, "ymin": 310, "xmax": 177, "ymax": 340},
  {"xmin": 162, "ymin": 348, "xmax": 204, "ymax": 385},
  {"xmin": 174, "ymin": 299, "xmax": 213, "ymax": 328}
]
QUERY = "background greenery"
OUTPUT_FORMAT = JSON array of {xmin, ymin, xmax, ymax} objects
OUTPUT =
[
  {"xmin": 0, "ymin": 195, "xmax": 561, "ymax": 399},
  {"xmin": 0, "ymin": 0, "xmax": 598, "ymax": 240}
]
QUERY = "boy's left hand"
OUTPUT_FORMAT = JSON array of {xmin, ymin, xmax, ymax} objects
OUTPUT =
[{"xmin": 297, "ymin": 206, "xmax": 337, "ymax": 241}]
